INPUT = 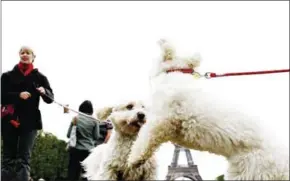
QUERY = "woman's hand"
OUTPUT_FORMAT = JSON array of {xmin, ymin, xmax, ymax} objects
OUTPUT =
[
  {"xmin": 19, "ymin": 91, "xmax": 31, "ymax": 100},
  {"xmin": 36, "ymin": 86, "xmax": 46, "ymax": 94}
]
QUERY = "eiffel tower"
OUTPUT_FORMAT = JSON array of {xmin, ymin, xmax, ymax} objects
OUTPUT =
[{"xmin": 165, "ymin": 144, "xmax": 203, "ymax": 180}]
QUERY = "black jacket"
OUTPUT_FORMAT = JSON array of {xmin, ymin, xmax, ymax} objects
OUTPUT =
[{"xmin": 1, "ymin": 65, "xmax": 54, "ymax": 132}]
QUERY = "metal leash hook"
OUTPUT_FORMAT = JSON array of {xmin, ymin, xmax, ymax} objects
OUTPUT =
[
  {"xmin": 192, "ymin": 72, "xmax": 202, "ymax": 79},
  {"xmin": 192, "ymin": 72, "xmax": 215, "ymax": 79},
  {"xmin": 204, "ymin": 72, "xmax": 215, "ymax": 79}
]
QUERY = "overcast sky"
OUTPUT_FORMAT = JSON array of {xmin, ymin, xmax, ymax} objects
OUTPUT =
[{"xmin": 2, "ymin": 1, "xmax": 289, "ymax": 180}]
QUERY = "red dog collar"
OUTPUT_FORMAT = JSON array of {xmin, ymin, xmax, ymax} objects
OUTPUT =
[{"xmin": 166, "ymin": 68, "xmax": 194, "ymax": 74}]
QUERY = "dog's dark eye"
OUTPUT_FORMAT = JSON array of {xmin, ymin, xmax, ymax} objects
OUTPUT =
[{"xmin": 126, "ymin": 104, "xmax": 133, "ymax": 110}]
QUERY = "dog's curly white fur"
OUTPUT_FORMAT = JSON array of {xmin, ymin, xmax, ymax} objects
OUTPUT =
[
  {"xmin": 81, "ymin": 143, "xmax": 106, "ymax": 179},
  {"xmin": 127, "ymin": 39, "xmax": 289, "ymax": 180},
  {"xmin": 82, "ymin": 101, "xmax": 157, "ymax": 180}
]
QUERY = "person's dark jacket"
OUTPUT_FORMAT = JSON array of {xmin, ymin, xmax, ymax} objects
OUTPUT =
[{"xmin": 1, "ymin": 65, "xmax": 54, "ymax": 132}]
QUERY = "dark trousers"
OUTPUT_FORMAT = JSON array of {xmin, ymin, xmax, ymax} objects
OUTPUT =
[
  {"xmin": 67, "ymin": 147, "xmax": 90, "ymax": 181},
  {"xmin": 1, "ymin": 129, "xmax": 37, "ymax": 181}
]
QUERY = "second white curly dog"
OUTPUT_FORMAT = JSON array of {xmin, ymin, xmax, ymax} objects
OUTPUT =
[{"xmin": 82, "ymin": 101, "xmax": 157, "ymax": 180}]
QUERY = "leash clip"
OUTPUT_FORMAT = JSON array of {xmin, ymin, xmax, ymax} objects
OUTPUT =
[
  {"xmin": 204, "ymin": 72, "xmax": 213, "ymax": 79},
  {"xmin": 192, "ymin": 72, "xmax": 213, "ymax": 79},
  {"xmin": 192, "ymin": 72, "xmax": 202, "ymax": 79}
]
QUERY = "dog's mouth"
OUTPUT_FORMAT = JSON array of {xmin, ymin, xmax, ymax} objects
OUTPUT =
[{"xmin": 128, "ymin": 120, "xmax": 145, "ymax": 128}]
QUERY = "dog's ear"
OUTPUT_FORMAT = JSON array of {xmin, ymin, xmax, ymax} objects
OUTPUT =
[
  {"xmin": 96, "ymin": 106, "xmax": 114, "ymax": 121},
  {"xmin": 158, "ymin": 39, "xmax": 176, "ymax": 62},
  {"xmin": 184, "ymin": 53, "xmax": 202, "ymax": 69}
]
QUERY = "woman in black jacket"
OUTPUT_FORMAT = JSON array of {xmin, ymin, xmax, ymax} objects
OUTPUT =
[{"xmin": 1, "ymin": 46, "xmax": 54, "ymax": 181}]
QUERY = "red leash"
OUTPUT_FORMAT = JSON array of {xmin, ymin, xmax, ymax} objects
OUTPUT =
[{"xmin": 204, "ymin": 69, "xmax": 290, "ymax": 79}]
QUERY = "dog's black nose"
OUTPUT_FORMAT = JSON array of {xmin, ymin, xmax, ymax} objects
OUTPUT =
[{"xmin": 137, "ymin": 112, "xmax": 145, "ymax": 120}]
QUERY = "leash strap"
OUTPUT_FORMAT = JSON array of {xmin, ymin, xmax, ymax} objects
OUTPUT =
[
  {"xmin": 203, "ymin": 69, "xmax": 290, "ymax": 79},
  {"xmin": 41, "ymin": 93, "xmax": 99, "ymax": 122}
]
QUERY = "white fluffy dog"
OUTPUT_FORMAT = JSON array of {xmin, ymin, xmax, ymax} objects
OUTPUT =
[
  {"xmin": 82, "ymin": 101, "xmax": 157, "ymax": 180},
  {"xmin": 127, "ymin": 39, "xmax": 289, "ymax": 180}
]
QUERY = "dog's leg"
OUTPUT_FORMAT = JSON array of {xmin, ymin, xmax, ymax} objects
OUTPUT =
[
  {"xmin": 143, "ymin": 171, "xmax": 157, "ymax": 181},
  {"xmin": 141, "ymin": 160, "xmax": 157, "ymax": 181},
  {"xmin": 81, "ymin": 145, "xmax": 105, "ymax": 179},
  {"xmin": 128, "ymin": 119, "xmax": 171, "ymax": 168},
  {"xmin": 97, "ymin": 168, "xmax": 118, "ymax": 180},
  {"xmin": 125, "ymin": 158, "xmax": 157, "ymax": 181}
]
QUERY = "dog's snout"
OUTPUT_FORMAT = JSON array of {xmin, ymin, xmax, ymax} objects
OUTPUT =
[{"xmin": 137, "ymin": 112, "xmax": 145, "ymax": 121}]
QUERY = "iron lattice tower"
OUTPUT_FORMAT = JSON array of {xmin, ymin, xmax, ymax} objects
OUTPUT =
[{"xmin": 165, "ymin": 144, "xmax": 203, "ymax": 180}]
